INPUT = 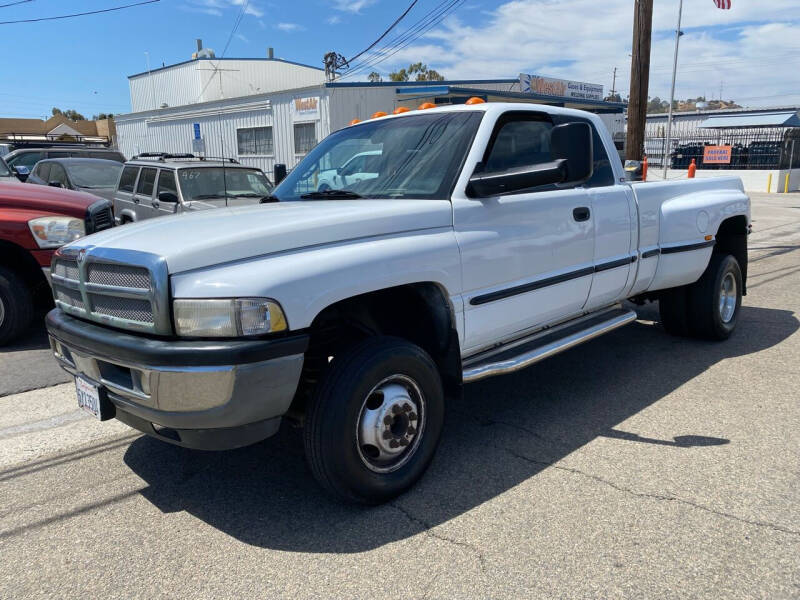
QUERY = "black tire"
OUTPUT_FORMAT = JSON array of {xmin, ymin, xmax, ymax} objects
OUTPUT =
[
  {"xmin": 303, "ymin": 336, "xmax": 445, "ymax": 505},
  {"xmin": 687, "ymin": 253, "xmax": 742, "ymax": 340},
  {"xmin": 0, "ymin": 266, "xmax": 33, "ymax": 346},
  {"xmin": 659, "ymin": 285, "xmax": 690, "ymax": 336}
]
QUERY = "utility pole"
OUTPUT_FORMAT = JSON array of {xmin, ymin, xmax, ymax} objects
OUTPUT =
[
  {"xmin": 663, "ymin": 0, "xmax": 684, "ymax": 179},
  {"xmin": 625, "ymin": 0, "xmax": 653, "ymax": 162},
  {"xmin": 611, "ymin": 67, "xmax": 617, "ymax": 97}
]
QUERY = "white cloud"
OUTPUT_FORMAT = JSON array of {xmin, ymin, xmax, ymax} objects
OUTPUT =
[
  {"xmin": 276, "ymin": 22, "xmax": 304, "ymax": 32},
  {"xmin": 235, "ymin": 33, "xmax": 250, "ymax": 43},
  {"xmin": 327, "ymin": 15, "xmax": 342, "ymax": 25},
  {"xmin": 363, "ymin": 0, "xmax": 800, "ymax": 107},
  {"xmin": 332, "ymin": 0, "xmax": 376, "ymax": 14},
  {"xmin": 185, "ymin": 0, "xmax": 264, "ymax": 18}
]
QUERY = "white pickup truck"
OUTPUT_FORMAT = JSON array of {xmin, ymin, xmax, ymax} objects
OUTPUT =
[{"xmin": 46, "ymin": 103, "xmax": 750, "ymax": 504}]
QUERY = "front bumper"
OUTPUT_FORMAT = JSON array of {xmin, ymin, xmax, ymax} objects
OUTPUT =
[{"xmin": 46, "ymin": 309, "xmax": 308, "ymax": 450}]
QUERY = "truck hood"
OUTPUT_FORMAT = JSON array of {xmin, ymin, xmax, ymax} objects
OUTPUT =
[{"xmin": 69, "ymin": 199, "xmax": 453, "ymax": 273}]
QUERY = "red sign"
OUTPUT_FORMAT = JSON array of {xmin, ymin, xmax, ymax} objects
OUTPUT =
[{"xmin": 703, "ymin": 145, "xmax": 732, "ymax": 164}]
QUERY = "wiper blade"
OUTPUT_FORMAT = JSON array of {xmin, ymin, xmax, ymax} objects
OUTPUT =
[
  {"xmin": 229, "ymin": 192, "xmax": 265, "ymax": 198},
  {"xmin": 300, "ymin": 189, "xmax": 363, "ymax": 199},
  {"xmin": 260, "ymin": 195, "xmax": 280, "ymax": 203},
  {"xmin": 192, "ymin": 194, "xmax": 229, "ymax": 200}
]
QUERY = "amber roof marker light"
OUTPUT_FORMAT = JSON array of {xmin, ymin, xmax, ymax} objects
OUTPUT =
[
  {"xmin": 371, "ymin": 111, "xmax": 388, "ymax": 119},
  {"xmin": 465, "ymin": 97, "xmax": 486, "ymax": 105},
  {"xmin": 393, "ymin": 106, "xmax": 411, "ymax": 114},
  {"xmin": 349, "ymin": 118, "xmax": 361, "ymax": 125},
  {"xmin": 418, "ymin": 102, "xmax": 436, "ymax": 110}
]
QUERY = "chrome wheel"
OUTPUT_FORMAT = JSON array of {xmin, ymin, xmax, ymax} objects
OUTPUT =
[
  {"xmin": 356, "ymin": 374, "xmax": 426, "ymax": 473},
  {"xmin": 719, "ymin": 272, "xmax": 737, "ymax": 323}
]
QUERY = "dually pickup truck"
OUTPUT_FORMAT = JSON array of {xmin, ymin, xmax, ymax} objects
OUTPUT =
[{"xmin": 46, "ymin": 103, "xmax": 750, "ymax": 504}]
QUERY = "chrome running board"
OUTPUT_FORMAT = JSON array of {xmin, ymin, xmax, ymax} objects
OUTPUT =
[{"xmin": 462, "ymin": 307, "xmax": 637, "ymax": 383}]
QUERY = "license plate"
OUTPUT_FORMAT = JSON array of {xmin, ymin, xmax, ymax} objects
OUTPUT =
[{"xmin": 75, "ymin": 376, "xmax": 103, "ymax": 419}]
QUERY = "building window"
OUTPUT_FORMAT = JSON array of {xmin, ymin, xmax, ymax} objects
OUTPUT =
[
  {"xmin": 237, "ymin": 126, "xmax": 273, "ymax": 155},
  {"xmin": 294, "ymin": 122, "xmax": 317, "ymax": 155}
]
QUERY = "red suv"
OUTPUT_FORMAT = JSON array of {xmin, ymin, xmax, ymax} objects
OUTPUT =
[{"xmin": 0, "ymin": 181, "xmax": 113, "ymax": 345}]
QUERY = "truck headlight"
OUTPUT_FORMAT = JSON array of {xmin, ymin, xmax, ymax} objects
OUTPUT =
[
  {"xmin": 28, "ymin": 217, "xmax": 85, "ymax": 248},
  {"xmin": 173, "ymin": 298, "xmax": 288, "ymax": 337}
]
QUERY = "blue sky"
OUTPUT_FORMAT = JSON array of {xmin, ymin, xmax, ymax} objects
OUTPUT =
[{"xmin": 1, "ymin": 0, "xmax": 798, "ymax": 120}]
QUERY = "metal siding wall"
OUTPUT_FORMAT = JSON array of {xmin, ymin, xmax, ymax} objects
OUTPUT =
[
  {"xmin": 130, "ymin": 63, "xmax": 201, "ymax": 112},
  {"xmin": 117, "ymin": 86, "xmax": 331, "ymax": 175}
]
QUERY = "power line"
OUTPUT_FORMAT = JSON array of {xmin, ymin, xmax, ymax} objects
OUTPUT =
[
  {"xmin": 343, "ymin": 0, "xmax": 461, "ymax": 77},
  {"xmin": 346, "ymin": 0, "xmax": 419, "ymax": 64},
  {"xmin": 340, "ymin": 0, "xmax": 464, "ymax": 80},
  {"xmin": 0, "ymin": 0, "xmax": 158, "ymax": 24},
  {"xmin": 0, "ymin": 0, "xmax": 33, "ymax": 8}
]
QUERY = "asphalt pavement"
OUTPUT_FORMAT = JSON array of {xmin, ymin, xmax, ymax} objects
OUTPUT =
[{"xmin": 1, "ymin": 192, "xmax": 798, "ymax": 599}]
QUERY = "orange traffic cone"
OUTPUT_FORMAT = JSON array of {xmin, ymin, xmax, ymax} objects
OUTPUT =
[
  {"xmin": 688, "ymin": 158, "xmax": 697, "ymax": 178},
  {"xmin": 642, "ymin": 155, "xmax": 648, "ymax": 182}
]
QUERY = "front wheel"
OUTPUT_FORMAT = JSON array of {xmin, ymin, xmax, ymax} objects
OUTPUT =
[
  {"xmin": 303, "ymin": 336, "xmax": 444, "ymax": 504},
  {"xmin": 0, "ymin": 266, "xmax": 33, "ymax": 346}
]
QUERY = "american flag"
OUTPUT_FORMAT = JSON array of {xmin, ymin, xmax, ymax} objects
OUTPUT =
[{"xmin": 713, "ymin": 0, "xmax": 731, "ymax": 8}]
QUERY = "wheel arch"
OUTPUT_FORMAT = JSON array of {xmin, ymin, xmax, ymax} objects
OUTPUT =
[
  {"xmin": 714, "ymin": 214, "xmax": 748, "ymax": 294},
  {"xmin": 0, "ymin": 239, "xmax": 48, "ymax": 292}
]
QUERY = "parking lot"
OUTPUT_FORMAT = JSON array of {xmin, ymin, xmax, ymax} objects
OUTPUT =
[{"xmin": 1, "ymin": 192, "xmax": 798, "ymax": 599}]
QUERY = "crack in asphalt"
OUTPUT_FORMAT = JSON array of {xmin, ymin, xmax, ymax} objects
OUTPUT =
[
  {"xmin": 388, "ymin": 501, "xmax": 489, "ymax": 582},
  {"xmin": 505, "ymin": 447, "xmax": 800, "ymax": 538}
]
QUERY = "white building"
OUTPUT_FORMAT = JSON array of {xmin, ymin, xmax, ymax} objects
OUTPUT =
[{"xmin": 116, "ymin": 55, "xmax": 626, "ymax": 175}]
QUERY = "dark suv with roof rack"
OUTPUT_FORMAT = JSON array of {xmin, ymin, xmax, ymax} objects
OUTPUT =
[
  {"xmin": 4, "ymin": 147, "xmax": 125, "ymax": 181},
  {"xmin": 112, "ymin": 153, "xmax": 273, "ymax": 224}
]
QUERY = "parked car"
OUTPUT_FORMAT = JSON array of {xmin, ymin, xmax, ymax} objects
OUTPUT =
[
  {"xmin": 27, "ymin": 158, "xmax": 123, "ymax": 202},
  {"xmin": 0, "ymin": 182, "xmax": 113, "ymax": 345},
  {"xmin": 46, "ymin": 103, "xmax": 750, "ymax": 504},
  {"xmin": 3, "ymin": 147, "xmax": 125, "ymax": 181},
  {"xmin": 112, "ymin": 154, "xmax": 273, "ymax": 223},
  {"xmin": 316, "ymin": 150, "xmax": 381, "ymax": 191}
]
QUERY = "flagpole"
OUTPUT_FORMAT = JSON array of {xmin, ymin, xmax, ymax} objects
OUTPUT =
[{"xmin": 663, "ymin": 0, "xmax": 684, "ymax": 179}]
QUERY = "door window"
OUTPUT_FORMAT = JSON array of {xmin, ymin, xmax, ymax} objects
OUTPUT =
[
  {"xmin": 49, "ymin": 164, "xmax": 68, "ymax": 187},
  {"xmin": 156, "ymin": 169, "xmax": 177, "ymax": 196},
  {"xmin": 9, "ymin": 151, "xmax": 43, "ymax": 169},
  {"xmin": 136, "ymin": 168, "xmax": 157, "ymax": 197},
  {"xmin": 35, "ymin": 162, "xmax": 51, "ymax": 182},
  {"xmin": 118, "ymin": 166, "xmax": 138, "ymax": 193},
  {"xmin": 49, "ymin": 152, "xmax": 70, "ymax": 159},
  {"xmin": 484, "ymin": 117, "xmax": 553, "ymax": 172}
]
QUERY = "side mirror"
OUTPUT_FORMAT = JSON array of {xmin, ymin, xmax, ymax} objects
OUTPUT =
[
  {"xmin": 158, "ymin": 191, "xmax": 179, "ymax": 203},
  {"xmin": 48, "ymin": 180, "xmax": 63, "ymax": 188},
  {"xmin": 13, "ymin": 165, "xmax": 29, "ymax": 182},
  {"xmin": 466, "ymin": 121, "xmax": 593, "ymax": 198}
]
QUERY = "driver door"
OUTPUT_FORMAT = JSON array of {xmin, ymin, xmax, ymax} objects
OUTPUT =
[{"xmin": 454, "ymin": 112, "xmax": 595, "ymax": 353}]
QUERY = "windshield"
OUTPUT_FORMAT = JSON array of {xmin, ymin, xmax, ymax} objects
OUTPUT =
[
  {"xmin": 67, "ymin": 161, "xmax": 123, "ymax": 187},
  {"xmin": 178, "ymin": 168, "xmax": 273, "ymax": 202},
  {"xmin": 272, "ymin": 111, "xmax": 482, "ymax": 201},
  {"xmin": 0, "ymin": 157, "xmax": 10, "ymax": 177}
]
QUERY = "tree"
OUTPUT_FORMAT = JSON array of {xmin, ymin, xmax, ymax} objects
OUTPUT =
[
  {"xmin": 367, "ymin": 72, "xmax": 383, "ymax": 83},
  {"xmin": 92, "ymin": 113, "xmax": 115, "ymax": 120},
  {"xmin": 51, "ymin": 107, "xmax": 86, "ymax": 121},
  {"xmin": 388, "ymin": 62, "xmax": 444, "ymax": 82}
]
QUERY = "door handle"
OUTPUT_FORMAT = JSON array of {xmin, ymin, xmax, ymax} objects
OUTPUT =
[
  {"xmin": 573, "ymin": 206, "xmax": 591, "ymax": 222},
  {"xmin": 133, "ymin": 197, "xmax": 140, "ymax": 204}
]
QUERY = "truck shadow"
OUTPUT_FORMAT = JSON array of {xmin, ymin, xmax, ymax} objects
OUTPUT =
[{"xmin": 123, "ymin": 303, "xmax": 798, "ymax": 552}]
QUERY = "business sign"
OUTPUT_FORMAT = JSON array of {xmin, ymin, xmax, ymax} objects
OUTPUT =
[
  {"xmin": 193, "ymin": 122, "xmax": 201, "ymax": 140},
  {"xmin": 703, "ymin": 145, "xmax": 732, "ymax": 164},
  {"xmin": 519, "ymin": 73, "xmax": 604, "ymax": 102},
  {"xmin": 292, "ymin": 96, "xmax": 319, "ymax": 120}
]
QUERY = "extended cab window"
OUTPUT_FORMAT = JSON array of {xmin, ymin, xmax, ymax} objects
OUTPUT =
[
  {"xmin": 118, "ymin": 166, "xmax": 138, "ymax": 192},
  {"xmin": 136, "ymin": 168, "xmax": 157, "ymax": 197},
  {"xmin": 36, "ymin": 162, "xmax": 51, "ymax": 182}
]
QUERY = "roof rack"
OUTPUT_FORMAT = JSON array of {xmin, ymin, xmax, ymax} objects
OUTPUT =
[{"xmin": 130, "ymin": 152, "xmax": 239, "ymax": 164}]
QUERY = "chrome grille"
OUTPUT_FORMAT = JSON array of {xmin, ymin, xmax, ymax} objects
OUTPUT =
[
  {"xmin": 55, "ymin": 287, "xmax": 84, "ymax": 310},
  {"xmin": 87, "ymin": 263, "xmax": 150, "ymax": 289},
  {"xmin": 90, "ymin": 295, "xmax": 154, "ymax": 324},
  {"xmin": 50, "ymin": 250, "xmax": 169, "ymax": 334},
  {"xmin": 53, "ymin": 259, "xmax": 79, "ymax": 280}
]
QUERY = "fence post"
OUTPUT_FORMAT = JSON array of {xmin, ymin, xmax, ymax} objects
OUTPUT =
[
  {"xmin": 785, "ymin": 173, "xmax": 790, "ymax": 194},
  {"xmin": 767, "ymin": 173, "xmax": 773, "ymax": 193}
]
